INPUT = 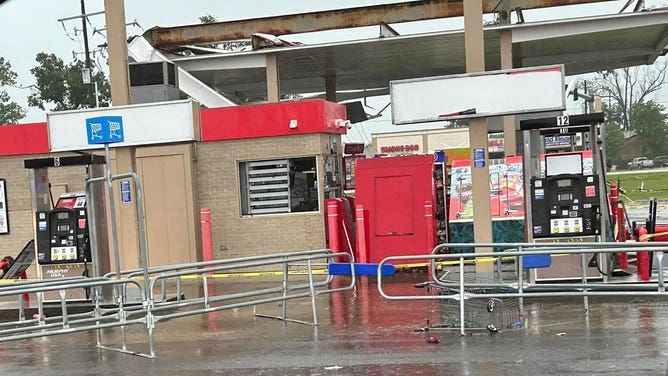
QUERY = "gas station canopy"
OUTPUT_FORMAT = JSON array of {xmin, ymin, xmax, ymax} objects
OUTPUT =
[{"xmin": 144, "ymin": 9, "xmax": 668, "ymax": 103}]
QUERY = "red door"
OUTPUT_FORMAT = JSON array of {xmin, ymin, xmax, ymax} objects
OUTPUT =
[{"xmin": 356, "ymin": 155, "xmax": 435, "ymax": 264}]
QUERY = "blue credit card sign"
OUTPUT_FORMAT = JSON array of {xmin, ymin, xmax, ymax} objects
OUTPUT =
[{"xmin": 86, "ymin": 116, "xmax": 124, "ymax": 144}]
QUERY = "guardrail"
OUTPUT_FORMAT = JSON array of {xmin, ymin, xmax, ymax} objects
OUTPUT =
[
  {"xmin": 378, "ymin": 242, "xmax": 668, "ymax": 336},
  {"xmin": 0, "ymin": 249, "xmax": 355, "ymax": 358}
]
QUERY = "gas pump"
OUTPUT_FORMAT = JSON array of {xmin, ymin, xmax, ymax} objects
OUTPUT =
[
  {"xmin": 25, "ymin": 155, "xmax": 110, "ymax": 301},
  {"xmin": 521, "ymin": 113, "xmax": 609, "ymax": 282},
  {"xmin": 35, "ymin": 192, "xmax": 91, "ymax": 265},
  {"xmin": 530, "ymin": 154, "xmax": 601, "ymax": 239}
]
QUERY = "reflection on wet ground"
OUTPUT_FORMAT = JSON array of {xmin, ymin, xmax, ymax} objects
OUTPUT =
[{"xmin": 0, "ymin": 274, "xmax": 666, "ymax": 375}]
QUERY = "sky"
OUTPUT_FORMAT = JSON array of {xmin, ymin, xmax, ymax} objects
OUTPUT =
[{"xmin": 1, "ymin": 0, "xmax": 667, "ymax": 144}]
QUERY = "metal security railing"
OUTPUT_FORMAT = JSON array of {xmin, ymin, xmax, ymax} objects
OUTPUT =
[
  {"xmin": 0, "ymin": 249, "xmax": 355, "ymax": 358},
  {"xmin": 0, "ymin": 276, "xmax": 146, "ymax": 351},
  {"xmin": 378, "ymin": 242, "xmax": 668, "ymax": 335}
]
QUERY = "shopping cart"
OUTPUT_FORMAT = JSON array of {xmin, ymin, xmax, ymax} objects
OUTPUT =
[{"xmin": 421, "ymin": 265, "xmax": 523, "ymax": 332}]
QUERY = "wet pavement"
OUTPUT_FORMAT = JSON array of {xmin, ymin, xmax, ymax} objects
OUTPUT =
[{"xmin": 0, "ymin": 274, "xmax": 667, "ymax": 375}]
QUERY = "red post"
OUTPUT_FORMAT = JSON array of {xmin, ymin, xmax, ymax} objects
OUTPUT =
[
  {"xmin": 616, "ymin": 204, "xmax": 628, "ymax": 269},
  {"xmin": 326, "ymin": 200, "xmax": 341, "ymax": 253},
  {"xmin": 200, "ymin": 208, "xmax": 214, "ymax": 263},
  {"xmin": 20, "ymin": 271, "xmax": 29, "ymax": 302},
  {"xmin": 425, "ymin": 200, "xmax": 435, "ymax": 275},
  {"xmin": 637, "ymin": 226, "xmax": 650, "ymax": 282},
  {"xmin": 424, "ymin": 201, "xmax": 435, "ymax": 252},
  {"xmin": 610, "ymin": 184, "xmax": 628, "ymax": 269},
  {"xmin": 355, "ymin": 205, "xmax": 369, "ymax": 264},
  {"xmin": 609, "ymin": 184, "xmax": 618, "ymax": 224}
]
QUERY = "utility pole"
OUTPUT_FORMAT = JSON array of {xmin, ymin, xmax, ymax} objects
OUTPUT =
[
  {"xmin": 80, "ymin": 0, "xmax": 96, "ymax": 108},
  {"xmin": 59, "ymin": 2, "xmax": 101, "ymax": 108}
]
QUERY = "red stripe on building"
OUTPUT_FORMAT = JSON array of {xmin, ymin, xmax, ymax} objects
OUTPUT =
[
  {"xmin": 201, "ymin": 100, "xmax": 347, "ymax": 141},
  {"xmin": 0, "ymin": 122, "xmax": 49, "ymax": 156}
]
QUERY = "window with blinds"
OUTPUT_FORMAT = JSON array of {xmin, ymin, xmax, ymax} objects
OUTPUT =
[{"xmin": 240, "ymin": 157, "xmax": 318, "ymax": 216}]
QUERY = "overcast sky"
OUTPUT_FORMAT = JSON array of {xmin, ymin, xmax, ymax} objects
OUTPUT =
[{"xmin": 1, "ymin": 0, "xmax": 667, "ymax": 143}]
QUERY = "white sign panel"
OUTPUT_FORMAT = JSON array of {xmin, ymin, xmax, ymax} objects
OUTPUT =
[
  {"xmin": 47, "ymin": 99, "xmax": 199, "ymax": 152},
  {"xmin": 390, "ymin": 65, "xmax": 565, "ymax": 125}
]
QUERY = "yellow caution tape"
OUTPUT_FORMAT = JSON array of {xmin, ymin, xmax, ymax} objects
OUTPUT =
[
  {"xmin": 639, "ymin": 231, "xmax": 668, "ymax": 242},
  {"xmin": 0, "ymin": 253, "xmax": 577, "ymax": 283}
]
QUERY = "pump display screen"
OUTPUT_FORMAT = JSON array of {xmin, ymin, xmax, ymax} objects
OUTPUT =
[
  {"xmin": 545, "ymin": 153, "xmax": 583, "ymax": 177},
  {"xmin": 556, "ymin": 179, "xmax": 572, "ymax": 187},
  {"xmin": 57, "ymin": 212, "xmax": 69, "ymax": 220},
  {"xmin": 558, "ymin": 193, "xmax": 572, "ymax": 201},
  {"xmin": 57, "ymin": 224, "xmax": 70, "ymax": 232}
]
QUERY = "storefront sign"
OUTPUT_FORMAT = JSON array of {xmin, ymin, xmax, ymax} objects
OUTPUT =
[
  {"xmin": 0, "ymin": 179, "xmax": 9, "ymax": 234},
  {"xmin": 344, "ymin": 143, "xmax": 365, "ymax": 155},
  {"xmin": 380, "ymin": 144, "xmax": 419, "ymax": 154},
  {"xmin": 48, "ymin": 99, "xmax": 198, "ymax": 152}
]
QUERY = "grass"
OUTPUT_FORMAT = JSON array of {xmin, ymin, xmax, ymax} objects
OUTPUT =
[{"xmin": 607, "ymin": 170, "xmax": 668, "ymax": 202}]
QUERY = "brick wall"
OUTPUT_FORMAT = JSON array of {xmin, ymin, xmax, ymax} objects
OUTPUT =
[{"xmin": 197, "ymin": 134, "xmax": 339, "ymax": 259}]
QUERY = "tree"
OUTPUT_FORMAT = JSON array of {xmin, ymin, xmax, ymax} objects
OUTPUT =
[
  {"xmin": 629, "ymin": 100, "xmax": 668, "ymax": 157},
  {"xmin": 27, "ymin": 53, "xmax": 110, "ymax": 112},
  {"xmin": 0, "ymin": 57, "xmax": 26, "ymax": 125},
  {"xmin": 590, "ymin": 60, "xmax": 666, "ymax": 131},
  {"xmin": 603, "ymin": 119, "xmax": 625, "ymax": 166}
]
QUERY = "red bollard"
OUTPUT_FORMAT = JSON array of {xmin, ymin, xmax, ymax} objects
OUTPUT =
[
  {"xmin": 616, "ymin": 203, "xmax": 628, "ymax": 269},
  {"xmin": 200, "ymin": 208, "xmax": 213, "ymax": 263},
  {"xmin": 355, "ymin": 205, "xmax": 369, "ymax": 264},
  {"xmin": 610, "ymin": 184, "xmax": 629, "ymax": 269},
  {"xmin": 637, "ymin": 226, "xmax": 650, "ymax": 282},
  {"xmin": 20, "ymin": 271, "xmax": 29, "ymax": 302},
  {"xmin": 326, "ymin": 200, "xmax": 341, "ymax": 254}
]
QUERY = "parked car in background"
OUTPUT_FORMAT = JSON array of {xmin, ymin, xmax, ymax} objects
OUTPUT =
[
  {"xmin": 654, "ymin": 156, "xmax": 668, "ymax": 168},
  {"xmin": 628, "ymin": 157, "xmax": 654, "ymax": 169}
]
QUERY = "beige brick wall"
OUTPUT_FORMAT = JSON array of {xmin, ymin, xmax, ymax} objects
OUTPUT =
[
  {"xmin": 197, "ymin": 134, "xmax": 340, "ymax": 259},
  {"xmin": 0, "ymin": 153, "xmax": 88, "ymax": 278}
]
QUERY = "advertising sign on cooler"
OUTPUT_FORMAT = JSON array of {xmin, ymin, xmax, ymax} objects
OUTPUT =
[{"xmin": 449, "ymin": 156, "xmax": 524, "ymax": 222}]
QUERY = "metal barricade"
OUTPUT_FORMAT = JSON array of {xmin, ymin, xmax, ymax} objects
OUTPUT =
[
  {"xmin": 0, "ymin": 249, "xmax": 355, "ymax": 358},
  {"xmin": 378, "ymin": 242, "xmax": 668, "ymax": 336},
  {"xmin": 0, "ymin": 276, "xmax": 146, "ymax": 354}
]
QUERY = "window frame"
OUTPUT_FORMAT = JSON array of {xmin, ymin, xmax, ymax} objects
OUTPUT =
[{"xmin": 239, "ymin": 156, "xmax": 320, "ymax": 217}]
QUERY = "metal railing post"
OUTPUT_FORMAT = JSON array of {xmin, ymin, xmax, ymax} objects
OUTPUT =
[
  {"xmin": 518, "ymin": 246, "xmax": 524, "ymax": 325},
  {"xmin": 580, "ymin": 253, "xmax": 589, "ymax": 319},
  {"xmin": 459, "ymin": 255, "xmax": 465, "ymax": 336},
  {"xmin": 307, "ymin": 258, "xmax": 318, "ymax": 325}
]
